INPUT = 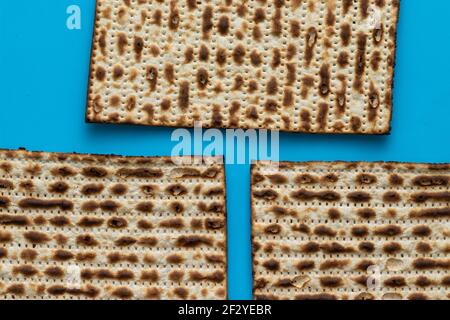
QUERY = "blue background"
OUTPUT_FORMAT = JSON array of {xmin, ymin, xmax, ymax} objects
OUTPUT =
[{"xmin": 1, "ymin": 0, "xmax": 449, "ymax": 299}]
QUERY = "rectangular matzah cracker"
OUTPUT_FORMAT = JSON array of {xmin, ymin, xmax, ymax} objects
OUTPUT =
[
  {"xmin": 0, "ymin": 149, "xmax": 227, "ymax": 300},
  {"xmin": 251, "ymin": 161, "xmax": 450, "ymax": 300},
  {"xmin": 87, "ymin": 0, "xmax": 400, "ymax": 134}
]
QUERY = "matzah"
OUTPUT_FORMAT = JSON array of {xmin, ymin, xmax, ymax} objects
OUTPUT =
[
  {"xmin": 251, "ymin": 161, "xmax": 450, "ymax": 300},
  {"xmin": 87, "ymin": 0, "xmax": 400, "ymax": 134},
  {"xmin": 0, "ymin": 149, "xmax": 227, "ymax": 300}
]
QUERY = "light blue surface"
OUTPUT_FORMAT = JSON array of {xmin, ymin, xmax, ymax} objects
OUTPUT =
[{"xmin": 1, "ymin": 0, "xmax": 449, "ymax": 299}]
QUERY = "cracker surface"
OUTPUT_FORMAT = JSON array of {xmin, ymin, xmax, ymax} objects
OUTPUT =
[
  {"xmin": 252, "ymin": 161, "xmax": 449, "ymax": 300},
  {"xmin": 0, "ymin": 149, "xmax": 227, "ymax": 300},
  {"xmin": 87, "ymin": 0, "xmax": 399, "ymax": 134}
]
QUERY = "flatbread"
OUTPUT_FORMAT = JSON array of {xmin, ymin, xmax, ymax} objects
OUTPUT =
[
  {"xmin": 86, "ymin": 0, "xmax": 400, "ymax": 134},
  {"xmin": 251, "ymin": 161, "xmax": 450, "ymax": 300},
  {"xmin": 0, "ymin": 149, "xmax": 227, "ymax": 300}
]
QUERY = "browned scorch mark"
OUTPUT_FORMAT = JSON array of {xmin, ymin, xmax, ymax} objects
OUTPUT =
[{"xmin": 353, "ymin": 33, "xmax": 367, "ymax": 93}]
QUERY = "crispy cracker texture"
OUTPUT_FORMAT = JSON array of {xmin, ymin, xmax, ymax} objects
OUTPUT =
[
  {"xmin": 0, "ymin": 149, "xmax": 227, "ymax": 300},
  {"xmin": 251, "ymin": 161, "xmax": 450, "ymax": 300},
  {"xmin": 87, "ymin": 0, "xmax": 400, "ymax": 134}
]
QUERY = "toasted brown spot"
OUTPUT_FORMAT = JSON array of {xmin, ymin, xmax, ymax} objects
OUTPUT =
[
  {"xmin": 176, "ymin": 235, "xmax": 212, "ymax": 247},
  {"xmin": 190, "ymin": 270, "xmax": 225, "ymax": 283},
  {"xmin": 412, "ymin": 225, "xmax": 432, "ymax": 237},
  {"xmin": 217, "ymin": 16, "xmax": 229, "ymax": 35},
  {"xmin": 290, "ymin": 20, "xmax": 300, "ymax": 37},
  {"xmin": 415, "ymin": 276, "xmax": 433, "ymax": 287},
  {"xmin": 353, "ymin": 33, "xmax": 367, "ymax": 92},
  {"xmin": 351, "ymin": 226, "xmax": 369, "ymax": 237},
  {"xmin": 319, "ymin": 65, "xmax": 330, "ymax": 96},
  {"xmin": 348, "ymin": 192, "xmax": 371, "ymax": 203},
  {"xmin": 320, "ymin": 277, "xmax": 343, "ymax": 288},
  {"xmin": 233, "ymin": 45, "xmax": 246, "ymax": 65},
  {"xmin": 82, "ymin": 167, "xmax": 108, "ymax": 178},
  {"xmin": 7, "ymin": 284, "xmax": 25, "ymax": 295},
  {"xmin": 416, "ymin": 242, "xmax": 432, "ymax": 253},
  {"xmin": 170, "ymin": 201, "xmax": 185, "ymax": 213},
  {"xmin": 178, "ymin": 81, "xmax": 190, "ymax": 110},
  {"xmin": 407, "ymin": 294, "xmax": 428, "ymax": 301},
  {"xmin": 411, "ymin": 192, "xmax": 450, "ymax": 203},
  {"xmin": 107, "ymin": 217, "xmax": 127, "ymax": 229},
  {"xmin": 216, "ymin": 47, "xmax": 227, "ymax": 66},
  {"xmin": 314, "ymin": 225, "xmax": 337, "ymax": 237},
  {"xmin": 137, "ymin": 219, "xmax": 153, "ymax": 230},
  {"xmin": 356, "ymin": 174, "xmax": 377, "ymax": 185},
  {"xmin": 295, "ymin": 294, "xmax": 337, "ymax": 301},
  {"xmin": 80, "ymin": 183, "xmax": 103, "ymax": 196},
  {"xmin": 76, "ymin": 252, "xmax": 96, "ymax": 262},
  {"xmin": 20, "ymin": 249, "xmax": 37, "ymax": 261},
  {"xmin": 0, "ymin": 214, "xmax": 30, "ymax": 226},
  {"xmin": 110, "ymin": 184, "xmax": 127, "ymax": 196},
  {"xmin": 184, "ymin": 47, "xmax": 193, "ymax": 63},
  {"xmin": 291, "ymin": 189, "xmax": 340, "ymax": 202},
  {"xmin": 356, "ymin": 260, "xmax": 375, "ymax": 271},
  {"xmin": 389, "ymin": 174, "xmax": 404, "ymax": 186},
  {"xmin": 262, "ymin": 259, "xmax": 280, "ymax": 271},
  {"xmin": 321, "ymin": 242, "xmax": 355, "ymax": 254},
  {"xmin": 112, "ymin": 287, "xmax": 133, "ymax": 299},
  {"xmin": 413, "ymin": 175, "xmax": 448, "ymax": 187},
  {"xmin": 24, "ymin": 231, "xmax": 50, "ymax": 244},
  {"xmin": 413, "ymin": 258, "xmax": 450, "ymax": 270},
  {"xmin": 410, "ymin": 208, "xmax": 450, "ymax": 219},
  {"xmin": 167, "ymin": 254, "xmax": 184, "ymax": 264},
  {"xmin": 75, "ymin": 234, "xmax": 98, "ymax": 247},
  {"xmin": 146, "ymin": 66, "xmax": 158, "ymax": 92},
  {"xmin": 357, "ymin": 208, "xmax": 376, "ymax": 219},
  {"xmin": 253, "ymin": 189, "xmax": 278, "ymax": 201},
  {"xmin": 0, "ymin": 179, "xmax": 14, "ymax": 189},
  {"xmin": 160, "ymin": 218, "xmax": 184, "ymax": 229},
  {"xmin": 205, "ymin": 218, "xmax": 225, "ymax": 230},
  {"xmin": 374, "ymin": 225, "xmax": 402, "ymax": 237},
  {"xmin": 328, "ymin": 209, "xmax": 341, "ymax": 219},
  {"xmin": 383, "ymin": 242, "xmax": 402, "ymax": 254},
  {"xmin": 296, "ymin": 260, "xmax": 315, "ymax": 271},
  {"xmin": 141, "ymin": 270, "xmax": 159, "ymax": 282},
  {"xmin": 19, "ymin": 198, "xmax": 74, "ymax": 211},
  {"xmin": 53, "ymin": 250, "xmax": 74, "ymax": 261},
  {"xmin": 47, "ymin": 181, "xmax": 69, "ymax": 194},
  {"xmin": 305, "ymin": 27, "xmax": 317, "ymax": 66},
  {"xmin": 0, "ymin": 230, "xmax": 12, "ymax": 243},
  {"xmin": 0, "ymin": 247, "xmax": 7, "ymax": 259},
  {"xmin": 384, "ymin": 276, "xmax": 406, "ymax": 288},
  {"xmin": 266, "ymin": 174, "xmax": 288, "ymax": 185},
  {"xmin": 340, "ymin": 23, "xmax": 351, "ymax": 46},
  {"xmin": 320, "ymin": 260, "xmax": 349, "ymax": 270},
  {"xmin": 264, "ymin": 224, "xmax": 281, "ymax": 235},
  {"xmin": 359, "ymin": 241, "xmax": 375, "ymax": 253},
  {"xmin": 78, "ymin": 217, "xmax": 104, "ymax": 228},
  {"xmin": 117, "ymin": 33, "xmax": 127, "ymax": 55},
  {"xmin": 201, "ymin": 6, "xmax": 213, "ymax": 39},
  {"xmin": 250, "ymin": 50, "xmax": 262, "ymax": 66},
  {"xmin": 205, "ymin": 254, "xmax": 224, "ymax": 264},
  {"xmin": 271, "ymin": 8, "xmax": 282, "ymax": 36},
  {"xmin": 45, "ymin": 266, "xmax": 64, "ymax": 278},
  {"xmin": 295, "ymin": 174, "xmax": 318, "ymax": 185},
  {"xmin": 13, "ymin": 265, "xmax": 38, "ymax": 277},
  {"xmin": 301, "ymin": 242, "xmax": 320, "ymax": 254},
  {"xmin": 174, "ymin": 287, "xmax": 189, "ymax": 299},
  {"xmin": 383, "ymin": 191, "xmax": 401, "ymax": 203},
  {"xmin": 136, "ymin": 201, "xmax": 153, "ymax": 213}
]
